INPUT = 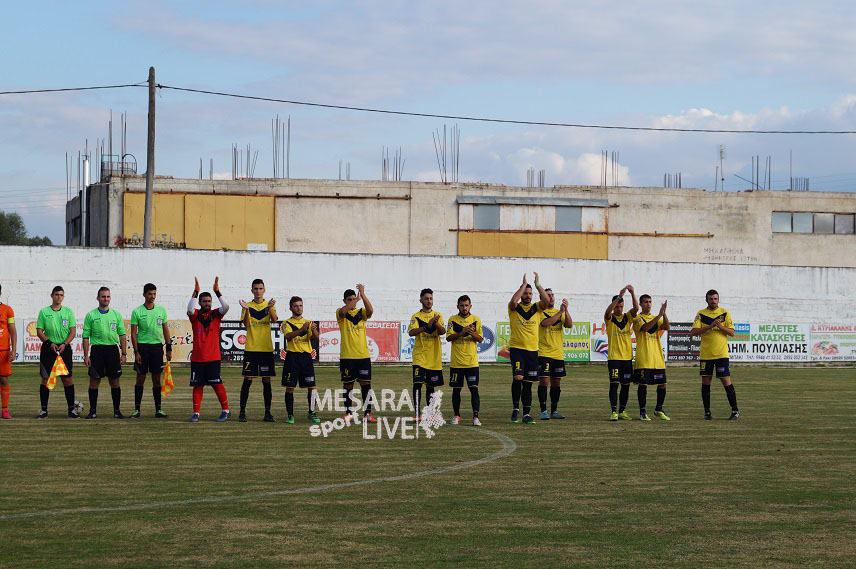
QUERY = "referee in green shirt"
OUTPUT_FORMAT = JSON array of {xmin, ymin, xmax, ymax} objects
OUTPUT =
[
  {"xmin": 82, "ymin": 287, "xmax": 128, "ymax": 419},
  {"xmin": 36, "ymin": 286, "xmax": 79, "ymax": 418},
  {"xmin": 130, "ymin": 283, "xmax": 171, "ymax": 418}
]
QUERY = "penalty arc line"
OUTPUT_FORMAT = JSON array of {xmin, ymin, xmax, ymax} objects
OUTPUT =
[{"xmin": 0, "ymin": 427, "xmax": 516, "ymax": 521}]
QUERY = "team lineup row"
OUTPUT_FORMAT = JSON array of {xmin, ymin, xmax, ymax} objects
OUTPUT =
[{"xmin": 0, "ymin": 274, "xmax": 739, "ymax": 424}]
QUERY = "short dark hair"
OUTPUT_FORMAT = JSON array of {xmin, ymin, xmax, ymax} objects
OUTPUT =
[
  {"xmin": 420, "ymin": 288, "xmax": 433, "ymax": 297},
  {"xmin": 639, "ymin": 294, "xmax": 651, "ymax": 302},
  {"xmin": 97, "ymin": 286, "xmax": 110, "ymax": 295},
  {"xmin": 343, "ymin": 289, "xmax": 356, "ymax": 300},
  {"xmin": 199, "ymin": 292, "xmax": 212, "ymax": 301},
  {"xmin": 52, "ymin": 286, "xmax": 64, "ymax": 294},
  {"xmin": 706, "ymin": 289, "xmax": 719, "ymax": 299},
  {"xmin": 457, "ymin": 295, "xmax": 471, "ymax": 304},
  {"xmin": 251, "ymin": 279, "xmax": 264, "ymax": 287},
  {"xmin": 143, "ymin": 283, "xmax": 157, "ymax": 294},
  {"xmin": 290, "ymin": 296, "xmax": 302, "ymax": 307},
  {"xmin": 524, "ymin": 284, "xmax": 532, "ymax": 290},
  {"xmin": 545, "ymin": 288, "xmax": 553, "ymax": 292},
  {"xmin": 612, "ymin": 295, "xmax": 622, "ymax": 302}
]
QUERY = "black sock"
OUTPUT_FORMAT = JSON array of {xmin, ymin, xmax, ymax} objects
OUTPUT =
[
  {"xmin": 88, "ymin": 388, "xmax": 98, "ymax": 414},
  {"xmin": 701, "ymin": 383, "xmax": 711, "ymax": 412},
  {"xmin": 452, "ymin": 388, "xmax": 462, "ymax": 416},
  {"xmin": 134, "ymin": 384, "xmax": 144, "ymax": 410},
  {"xmin": 655, "ymin": 387, "xmax": 666, "ymax": 411},
  {"xmin": 262, "ymin": 382, "xmax": 272, "ymax": 413},
  {"xmin": 638, "ymin": 384, "xmax": 647, "ymax": 414},
  {"xmin": 469, "ymin": 386, "xmax": 480, "ymax": 416},
  {"xmin": 609, "ymin": 382, "xmax": 619, "ymax": 411},
  {"xmin": 724, "ymin": 384, "xmax": 738, "ymax": 411},
  {"xmin": 111, "ymin": 387, "xmax": 121, "ymax": 413},
  {"xmin": 413, "ymin": 384, "xmax": 422, "ymax": 413},
  {"xmin": 343, "ymin": 386, "xmax": 352, "ymax": 413},
  {"xmin": 39, "ymin": 384, "xmax": 50, "ymax": 411},
  {"xmin": 152, "ymin": 384, "xmax": 162, "ymax": 411},
  {"xmin": 511, "ymin": 380, "xmax": 522, "ymax": 409},
  {"xmin": 361, "ymin": 383, "xmax": 372, "ymax": 414},
  {"xmin": 619, "ymin": 383, "xmax": 630, "ymax": 412},
  {"xmin": 537, "ymin": 385, "xmax": 548, "ymax": 412},
  {"xmin": 285, "ymin": 391, "xmax": 294, "ymax": 415},
  {"xmin": 550, "ymin": 386, "xmax": 561, "ymax": 413},
  {"xmin": 425, "ymin": 385, "xmax": 435, "ymax": 407},
  {"xmin": 239, "ymin": 379, "xmax": 251, "ymax": 412},
  {"xmin": 521, "ymin": 381, "xmax": 533, "ymax": 415},
  {"xmin": 63, "ymin": 384, "xmax": 75, "ymax": 411}
]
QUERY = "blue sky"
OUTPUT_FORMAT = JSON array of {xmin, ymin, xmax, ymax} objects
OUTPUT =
[{"xmin": 3, "ymin": 0, "xmax": 856, "ymax": 243}]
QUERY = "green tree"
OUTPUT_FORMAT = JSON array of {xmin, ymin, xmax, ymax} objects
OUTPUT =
[{"xmin": 0, "ymin": 211, "xmax": 53, "ymax": 246}]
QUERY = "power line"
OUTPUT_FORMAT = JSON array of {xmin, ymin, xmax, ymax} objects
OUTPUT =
[
  {"xmin": 0, "ymin": 82, "xmax": 146, "ymax": 96},
  {"xmin": 159, "ymin": 83, "xmax": 856, "ymax": 135}
]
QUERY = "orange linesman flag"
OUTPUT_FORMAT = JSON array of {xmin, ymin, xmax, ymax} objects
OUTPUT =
[
  {"xmin": 161, "ymin": 362, "xmax": 175, "ymax": 396},
  {"xmin": 46, "ymin": 355, "xmax": 70, "ymax": 390}
]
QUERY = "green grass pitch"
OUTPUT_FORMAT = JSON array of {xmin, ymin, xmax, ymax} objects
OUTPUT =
[{"xmin": 1, "ymin": 364, "xmax": 854, "ymax": 568}]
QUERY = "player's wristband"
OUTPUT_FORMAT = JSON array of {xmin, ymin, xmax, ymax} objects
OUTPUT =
[
  {"xmin": 215, "ymin": 291, "xmax": 222, "ymax": 298},
  {"xmin": 165, "ymin": 344, "xmax": 172, "ymax": 352}
]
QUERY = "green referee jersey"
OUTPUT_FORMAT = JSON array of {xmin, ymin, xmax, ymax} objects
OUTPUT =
[
  {"xmin": 36, "ymin": 305, "xmax": 76, "ymax": 344},
  {"xmin": 83, "ymin": 308, "xmax": 126, "ymax": 345},
  {"xmin": 130, "ymin": 304, "xmax": 168, "ymax": 344}
]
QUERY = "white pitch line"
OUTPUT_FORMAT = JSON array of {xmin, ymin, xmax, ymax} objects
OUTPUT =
[{"xmin": 0, "ymin": 427, "xmax": 516, "ymax": 521}]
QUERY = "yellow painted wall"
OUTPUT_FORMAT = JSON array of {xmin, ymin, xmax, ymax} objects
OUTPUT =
[
  {"xmin": 458, "ymin": 232, "xmax": 608, "ymax": 260},
  {"xmin": 124, "ymin": 193, "xmax": 274, "ymax": 250}
]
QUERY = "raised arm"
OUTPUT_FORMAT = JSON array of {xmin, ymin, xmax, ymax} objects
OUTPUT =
[
  {"xmin": 533, "ymin": 272, "xmax": 550, "ymax": 310},
  {"xmin": 357, "ymin": 284, "xmax": 373, "ymax": 319},
  {"xmin": 604, "ymin": 288, "xmax": 625, "ymax": 322},
  {"xmin": 627, "ymin": 284, "xmax": 639, "ymax": 317},
  {"xmin": 508, "ymin": 274, "xmax": 528, "ymax": 311},
  {"xmin": 660, "ymin": 301, "xmax": 670, "ymax": 331},
  {"xmin": 561, "ymin": 298, "xmax": 573, "ymax": 327},
  {"xmin": 213, "ymin": 277, "xmax": 229, "ymax": 315},
  {"xmin": 188, "ymin": 277, "xmax": 200, "ymax": 317},
  {"xmin": 267, "ymin": 299, "xmax": 278, "ymax": 323}
]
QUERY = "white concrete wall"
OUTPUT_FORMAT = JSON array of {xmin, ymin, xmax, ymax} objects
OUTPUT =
[{"xmin": 0, "ymin": 246, "xmax": 852, "ymax": 330}]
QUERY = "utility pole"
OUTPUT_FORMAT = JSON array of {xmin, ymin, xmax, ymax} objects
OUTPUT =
[{"xmin": 143, "ymin": 66, "xmax": 156, "ymax": 248}]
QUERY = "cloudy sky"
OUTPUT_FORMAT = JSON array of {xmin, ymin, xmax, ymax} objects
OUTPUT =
[{"xmin": 3, "ymin": 0, "xmax": 856, "ymax": 243}]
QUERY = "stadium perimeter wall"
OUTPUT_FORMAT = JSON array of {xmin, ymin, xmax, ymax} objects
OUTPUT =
[{"xmin": 1, "ymin": 245, "xmax": 853, "ymax": 363}]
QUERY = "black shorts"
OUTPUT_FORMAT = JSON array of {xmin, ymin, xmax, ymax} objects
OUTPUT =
[
  {"xmin": 449, "ymin": 367, "xmax": 479, "ymax": 387},
  {"xmin": 700, "ymin": 358, "xmax": 731, "ymax": 378},
  {"xmin": 538, "ymin": 357, "xmax": 566, "ymax": 379},
  {"xmin": 509, "ymin": 348, "xmax": 539, "ymax": 381},
  {"xmin": 636, "ymin": 369, "xmax": 667, "ymax": 385},
  {"xmin": 412, "ymin": 365, "xmax": 444, "ymax": 386},
  {"xmin": 282, "ymin": 351, "xmax": 316, "ymax": 388},
  {"xmin": 340, "ymin": 358, "xmax": 371, "ymax": 382},
  {"xmin": 190, "ymin": 361, "xmax": 222, "ymax": 386},
  {"xmin": 89, "ymin": 345, "xmax": 122, "ymax": 379},
  {"xmin": 134, "ymin": 343, "xmax": 164, "ymax": 375},
  {"xmin": 608, "ymin": 360, "xmax": 634, "ymax": 385},
  {"xmin": 39, "ymin": 342, "xmax": 74, "ymax": 379},
  {"xmin": 242, "ymin": 351, "xmax": 275, "ymax": 377}
]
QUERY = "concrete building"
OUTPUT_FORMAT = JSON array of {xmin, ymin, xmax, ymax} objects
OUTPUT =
[{"xmin": 66, "ymin": 176, "xmax": 856, "ymax": 267}]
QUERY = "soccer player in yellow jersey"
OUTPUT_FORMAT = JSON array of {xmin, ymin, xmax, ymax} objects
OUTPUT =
[
  {"xmin": 238, "ymin": 278, "xmax": 278, "ymax": 422},
  {"xmin": 604, "ymin": 284, "xmax": 638, "ymax": 421},
  {"xmin": 691, "ymin": 289, "xmax": 739, "ymax": 420},
  {"xmin": 446, "ymin": 295, "xmax": 483, "ymax": 426},
  {"xmin": 408, "ymin": 288, "xmax": 446, "ymax": 416},
  {"xmin": 336, "ymin": 284, "xmax": 376, "ymax": 423},
  {"xmin": 508, "ymin": 273, "xmax": 549, "ymax": 424},
  {"xmin": 633, "ymin": 294, "xmax": 670, "ymax": 421},
  {"xmin": 537, "ymin": 289, "xmax": 572, "ymax": 421},
  {"xmin": 281, "ymin": 296, "xmax": 320, "ymax": 425}
]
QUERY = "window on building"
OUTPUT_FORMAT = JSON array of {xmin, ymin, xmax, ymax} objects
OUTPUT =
[
  {"xmin": 835, "ymin": 214, "xmax": 855, "ymax": 235},
  {"xmin": 792, "ymin": 212, "xmax": 813, "ymax": 233},
  {"xmin": 473, "ymin": 204, "xmax": 500, "ymax": 230},
  {"xmin": 555, "ymin": 206, "xmax": 582, "ymax": 231},
  {"xmin": 771, "ymin": 212, "xmax": 792, "ymax": 233},
  {"xmin": 814, "ymin": 213, "xmax": 835, "ymax": 234}
]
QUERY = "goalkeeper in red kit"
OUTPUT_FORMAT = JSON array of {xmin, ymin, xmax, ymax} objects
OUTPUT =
[{"xmin": 187, "ymin": 277, "xmax": 231, "ymax": 422}]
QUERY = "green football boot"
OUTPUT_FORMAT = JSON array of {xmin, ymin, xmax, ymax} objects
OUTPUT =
[
  {"xmin": 618, "ymin": 411, "xmax": 633, "ymax": 421},
  {"xmin": 654, "ymin": 410, "xmax": 671, "ymax": 421},
  {"xmin": 609, "ymin": 411, "xmax": 619, "ymax": 421}
]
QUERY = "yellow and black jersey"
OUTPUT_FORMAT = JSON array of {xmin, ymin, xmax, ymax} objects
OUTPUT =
[
  {"xmin": 538, "ymin": 307, "xmax": 566, "ymax": 360},
  {"xmin": 633, "ymin": 313, "xmax": 665, "ymax": 370},
  {"xmin": 282, "ymin": 316, "xmax": 313, "ymax": 354},
  {"xmin": 337, "ymin": 307, "xmax": 369, "ymax": 359},
  {"xmin": 606, "ymin": 312, "xmax": 633, "ymax": 361},
  {"xmin": 447, "ymin": 313, "xmax": 482, "ymax": 369},
  {"xmin": 508, "ymin": 302, "xmax": 541, "ymax": 351},
  {"xmin": 241, "ymin": 299, "xmax": 274, "ymax": 353},
  {"xmin": 693, "ymin": 306, "xmax": 733, "ymax": 360},
  {"xmin": 408, "ymin": 309, "xmax": 444, "ymax": 370}
]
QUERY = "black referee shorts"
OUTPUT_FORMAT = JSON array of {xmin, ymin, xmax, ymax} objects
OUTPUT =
[
  {"xmin": 89, "ymin": 345, "xmax": 122, "ymax": 379},
  {"xmin": 39, "ymin": 342, "xmax": 74, "ymax": 380}
]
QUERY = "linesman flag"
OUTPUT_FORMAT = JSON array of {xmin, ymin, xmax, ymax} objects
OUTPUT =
[
  {"xmin": 46, "ymin": 355, "xmax": 70, "ymax": 390},
  {"xmin": 161, "ymin": 362, "xmax": 175, "ymax": 397}
]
